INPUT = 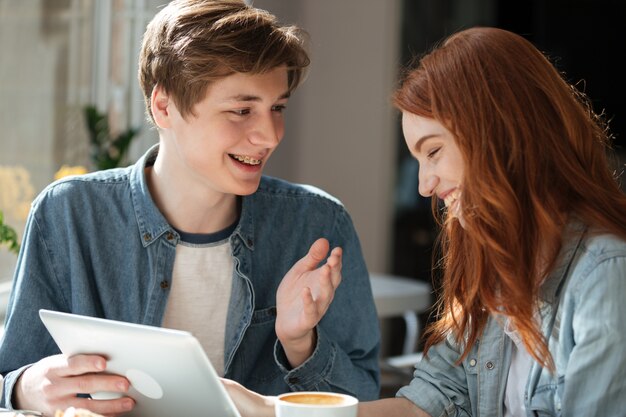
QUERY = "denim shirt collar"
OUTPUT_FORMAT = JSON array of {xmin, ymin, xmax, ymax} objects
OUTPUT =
[
  {"xmin": 129, "ymin": 145, "xmax": 173, "ymax": 247},
  {"xmin": 539, "ymin": 218, "xmax": 587, "ymax": 304},
  {"xmin": 129, "ymin": 144, "xmax": 256, "ymax": 251},
  {"xmin": 234, "ymin": 195, "xmax": 255, "ymax": 251}
]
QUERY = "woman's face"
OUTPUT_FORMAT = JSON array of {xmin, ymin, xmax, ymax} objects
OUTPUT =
[{"xmin": 402, "ymin": 112, "xmax": 465, "ymax": 222}]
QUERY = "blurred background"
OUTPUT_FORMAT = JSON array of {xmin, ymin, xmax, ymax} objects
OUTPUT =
[{"xmin": 1, "ymin": 0, "xmax": 624, "ymax": 395}]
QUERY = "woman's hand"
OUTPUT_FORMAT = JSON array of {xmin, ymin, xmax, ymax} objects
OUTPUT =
[
  {"xmin": 275, "ymin": 238, "xmax": 342, "ymax": 367},
  {"xmin": 221, "ymin": 378, "xmax": 276, "ymax": 417},
  {"xmin": 222, "ymin": 378, "xmax": 430, "ymax": 417},
  {"xmin": 14, "ymin": 354, "xmax": 134, "ymax": 417}
]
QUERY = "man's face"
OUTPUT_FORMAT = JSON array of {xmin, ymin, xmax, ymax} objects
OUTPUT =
[{"xmin": 158, "ymin": 66, "xmax": 289, "ymax": 197}]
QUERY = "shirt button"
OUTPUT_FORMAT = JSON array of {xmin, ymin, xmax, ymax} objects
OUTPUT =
[
  {"xmin": 143, "ymin": 233, "xmax": 152, "ymax": 242},
  {"xmin": 469, "ymin": 359, "xmax": 477, "ymax": 367},
  {"xmin": 160, "ymin": 280, "xmax": 169, "ymax": 289},
  {"xmin": 166, "ymin": 232, "xmax": 175, "ymax": 241},
  {"xmin": 288, "ymin": 376, "xmax": 298, "ymax": 384},
  {"xmin": 485, "ymin": 361, "xmax": 495, "ymax": 370}
]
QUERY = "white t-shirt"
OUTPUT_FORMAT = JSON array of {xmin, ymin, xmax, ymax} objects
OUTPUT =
[
  {"xmin": 503, "ymin": 319, "xmax": 534, "ymax": 417},
  {"xmin": 162, "ymin": 225, "xmax": 236, "ymax": 376}
]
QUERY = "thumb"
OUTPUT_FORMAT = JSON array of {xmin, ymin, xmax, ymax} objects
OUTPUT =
[{"xmin": 298, "ymin": 238, "xmax": 330, "ymax": 271}]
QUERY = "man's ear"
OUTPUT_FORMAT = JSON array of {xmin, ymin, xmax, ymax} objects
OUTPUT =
[{"xmin": 151, "ymin": 85, "xmax": 172, "ymax": 129}]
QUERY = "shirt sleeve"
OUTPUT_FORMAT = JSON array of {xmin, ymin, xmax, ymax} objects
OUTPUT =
[
  {"xmin": 396, "ymin": 332, "xmax": 474, "ymax": 417},
  {"xmin": 0, "ymin": 205, "xmax": 66, "ymax": 408},
  {"xmin": 560, "ymin": 254, "xmax": 626, "ymax": 415}
]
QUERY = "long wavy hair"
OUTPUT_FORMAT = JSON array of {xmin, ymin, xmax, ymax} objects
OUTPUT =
[{"xmin": 393, "ymin": 27, "xmax": 626, "ymax": 369}]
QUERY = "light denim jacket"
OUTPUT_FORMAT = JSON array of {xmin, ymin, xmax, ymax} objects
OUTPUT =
[
  {"xmin": 0, "ymin": 147, "xmax": 380, "ymax": 408},
  {"xmin": 398, "ymin": 220, "xmax": 626, "ymax": 416}
]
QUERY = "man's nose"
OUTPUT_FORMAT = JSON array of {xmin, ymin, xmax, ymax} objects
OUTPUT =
[{"xmin": 248, "ymin": 114, "xmax": 282, "ymax": 148}]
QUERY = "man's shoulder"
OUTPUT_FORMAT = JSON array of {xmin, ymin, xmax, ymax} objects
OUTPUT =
[
  {"xmin": 255, "ymin": 175, "xmax": 344, "ymax": 208},
  {"xmin": 33, "ymin": 167, "xmax": 132, "ymax": 211}
]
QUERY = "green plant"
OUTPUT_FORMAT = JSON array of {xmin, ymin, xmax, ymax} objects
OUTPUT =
[
  {"xmin": 0, "ymin": 210, "xmax": 19, "ymax": 255},
  {"xmin": 84, "ymin": 105, "xmax": 140, "ymax": 170}
]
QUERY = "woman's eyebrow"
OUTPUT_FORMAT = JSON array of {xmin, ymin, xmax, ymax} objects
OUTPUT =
[{"xmin": 413, "ymin": 134, "xmax": 439, "ymax": 154}]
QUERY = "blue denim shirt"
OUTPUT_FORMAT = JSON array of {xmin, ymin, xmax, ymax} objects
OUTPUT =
[
  {"xmin": 0, "ymin": 147, "xmax": 380, "ymax": 408},
  {"xmin": 398, "ymin": 220, "xmax": 626, "ymax": 416}
]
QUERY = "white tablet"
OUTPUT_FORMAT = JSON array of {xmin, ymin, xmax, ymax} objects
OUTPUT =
[{"xmin": 39, "ymin": 309, "xmax": 241, "ymax": 417}]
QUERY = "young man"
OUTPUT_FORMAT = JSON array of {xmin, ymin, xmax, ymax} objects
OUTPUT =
[{"xmin": 0, "ymin": 1, "xmax": 380, "ymax": 414}]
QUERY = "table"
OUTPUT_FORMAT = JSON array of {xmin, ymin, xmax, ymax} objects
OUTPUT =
[{"xmin": 370, "ymin": 273, "xmax": 432, "ymax": 356}]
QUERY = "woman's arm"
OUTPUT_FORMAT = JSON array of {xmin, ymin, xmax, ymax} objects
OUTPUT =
[
  {"xmin": 222, "ymin": 378, "xmax": 430, "ymax": 417},
  {"xmin": 358, "ymin": 398, "xmax": 430, "ymax": 417},
  {"xmin": 560, "ymin": 255, "xmax": 626, "ymax": 414}
]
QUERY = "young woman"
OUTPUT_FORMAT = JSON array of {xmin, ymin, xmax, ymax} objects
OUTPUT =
[{"xmin": 225, "ymin": 26, "xmax": 626, "ymax": 416}]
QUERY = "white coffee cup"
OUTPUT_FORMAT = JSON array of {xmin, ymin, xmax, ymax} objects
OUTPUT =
[{"xmin": 275, "ymin": 391, "xmax": 358, "ymax": 417}]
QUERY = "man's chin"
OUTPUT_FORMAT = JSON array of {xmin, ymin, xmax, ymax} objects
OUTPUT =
[{"xmin": 234, "ymin": 180, "xmax": 262, "ymax": 196}]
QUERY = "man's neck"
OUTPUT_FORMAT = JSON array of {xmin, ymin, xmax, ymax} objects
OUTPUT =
[{"xmin": 144, "ymin": 164, "xmax": 239, "ymax": 234}]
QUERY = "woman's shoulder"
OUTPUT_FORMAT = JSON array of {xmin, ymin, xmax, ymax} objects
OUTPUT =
[
  {"xmin": 581, "ymin": 229, "xmax": 626, "ymax": 258},
  {"xmin": 565, "ymin": 228, "xmax": 626, "ymax": 292}
]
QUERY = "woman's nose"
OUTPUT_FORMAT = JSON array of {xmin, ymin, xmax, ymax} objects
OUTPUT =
[{"xmin": 418, "ymin": 167, "xmax": 437, "ymax": 197}]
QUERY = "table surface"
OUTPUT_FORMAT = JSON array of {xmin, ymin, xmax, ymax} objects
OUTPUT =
[{"xmin": 369, "ymin": 273, "xmax": 432, "ymax": 318}]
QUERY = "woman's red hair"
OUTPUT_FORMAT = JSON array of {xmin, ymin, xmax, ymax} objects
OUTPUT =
[{"xmin": 393, "ymin": 27, "xmax": 626, "ymax": 369}]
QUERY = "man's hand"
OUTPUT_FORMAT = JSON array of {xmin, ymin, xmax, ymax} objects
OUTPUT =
[
  {"xmin": 275, "ymin": 238, "xmax": 342, "ymax": 367},
  {"xmin": 14, "ymin": 354, "xmax": 134, "ymax": 417}
]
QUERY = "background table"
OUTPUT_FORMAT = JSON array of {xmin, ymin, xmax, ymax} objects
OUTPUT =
[{"xmin": 369, "ymin": 273, "xmax": 432, "ymax": 356}]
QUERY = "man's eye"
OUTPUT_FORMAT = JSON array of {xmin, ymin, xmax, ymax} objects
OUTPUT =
[
  {"xmin": 232, "ymin": 109, "xmax": 250, "ymax": 116},
  {"xmin": 272, "ymin": 104, "xmax": 286, "ymax": 113}
]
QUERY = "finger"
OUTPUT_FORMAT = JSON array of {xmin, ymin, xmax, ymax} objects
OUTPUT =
[
  {"xmin": 330, "ymin": 270, "xmax": 341, "ymax": 292},
  {"xmin": 300, "ymin": 287, "xmax": 319, "ymax": 322},
  {"xmin": 327, "ymin": 247, "xmax": 343, "ymax": 288},
  {"xmin": 68, "ymin": 373, "xmax": 131, "ymax": 397},
  {"xmin": 309, "ymin": 238, "xmax": 330, "ymax": 262},
  {"xmin": 327, "ymin": 247, "xmax": 342, "ymax": 266},
  {"xmin": 56, "ymin": 354, "xmax": 108, "ymax": 377},
  {"xmin": 320, "ymin": 264, "xmax": 335, "ymax": 295},
  {"xmin": 308, "ymin": 264, "xmax": 333, "ymax": 301},
  {"xmin": 68, "ymin": 396, "xmax": 135, "ymax": 416},
  {"xmin": 45, "ymin": 374, "xmax": 130, "ymax": 406},
  {"xmin": 315, "ymin": 267, "xmax": 336, "ymax": 311},
  {"xmin": 295, "ymin": 238, "xmax": 330, "ymax": 272}
]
